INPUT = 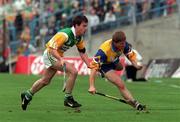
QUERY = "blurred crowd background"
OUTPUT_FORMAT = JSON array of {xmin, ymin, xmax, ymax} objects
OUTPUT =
[{"xmin": 0, "ymin": 0, "xmax": 178, "ymax": 71}]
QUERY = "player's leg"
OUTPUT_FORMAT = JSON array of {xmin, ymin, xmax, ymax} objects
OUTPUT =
[
  {"xmin": 105, "ymin": 70, "xmax": 134, "ymax": 100},
  {"xmin": 53, "ymin": 61, "xmax": 81, "ymax": 108},
  {"xmin": 21, "ymin": 50, "xmax": 57, "ymax": 110},
  {"xmin": 104, "ymin": 70, "xmax": 145, "ymax": 110},
  {"xmin": 43, "ymin": 49, "xmax": 81, "ymax": 108},
  {"xmin": 21, "ymin": 67, "xmax": 57, "ymax": 110},
  {"xmin": 62, "ymin": 62, "xmax": 81, "ymax": 108},
  {"xmin": 30, "ymin": 67, "xmax": 57, "ymax": 93}
]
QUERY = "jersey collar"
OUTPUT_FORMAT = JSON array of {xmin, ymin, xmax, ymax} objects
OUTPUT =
[
  {"xmin": 111, "ymin": 41, "xmax": 118, "ymax": 52},
  {"xmin": 111, "ymin": 41, "xmax": 123, "ymax": 54},
  {"xmin": 71, "ymin": 26, "xmax": 76, "ymax": 37}
]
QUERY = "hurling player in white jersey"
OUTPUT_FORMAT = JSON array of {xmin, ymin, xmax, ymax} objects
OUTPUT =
[{"xmin": 20, "ymin": 15, "xmax": 95, "ymax": 110}]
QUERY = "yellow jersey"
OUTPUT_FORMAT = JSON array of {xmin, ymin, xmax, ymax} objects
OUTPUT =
[{"xmin": 93, "ymin": 39, "xmax": 135, "ymax": 64}]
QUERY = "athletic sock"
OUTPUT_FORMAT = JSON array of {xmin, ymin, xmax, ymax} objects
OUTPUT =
[
  {"xmin": 126, "ymin": 99, "xmax": 138, "ymax": 107},
  {"xmin": 64, "ymin": 93, "xmax": 72, "ymax": 99},
  {"xmin": 25, "ymin": 90, "xmax": 33, "ymax": 100}
]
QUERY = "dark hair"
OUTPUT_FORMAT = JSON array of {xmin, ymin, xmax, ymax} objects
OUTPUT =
[
  {"xmin": 112, "ymin": 31, "xmax": 126, "ymax": 43},
  {"xmin": 72, "ymin": 15, "xmax": 88, "ymax": 26}
]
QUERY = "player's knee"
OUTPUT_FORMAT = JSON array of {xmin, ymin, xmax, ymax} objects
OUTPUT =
[
  {"xmin": 70, "ymin": 69, "xmax": 78, "ymax": 77},
  {"xmin": 68, "ymin": 64, "xmax": 78, "ymax": 76}
]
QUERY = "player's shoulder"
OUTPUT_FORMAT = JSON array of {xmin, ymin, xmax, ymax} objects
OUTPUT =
[
  {"xmin": 59, "ymin": 27, "xmax": 73, "ymax": 36},
  {"xmin": 100, "ymin": 39, "xmax": 112, "ymax": 48},
  {"xmin": 100, "ymin": 39, "xmax": 111, "ymax": 49},
  {"xmin": 55, "ymin": 27, "xmax": 72, "ymax": 38}
]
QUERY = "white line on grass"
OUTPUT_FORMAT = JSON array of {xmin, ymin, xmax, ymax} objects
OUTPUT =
[
  {"xmin": 169, "ymin": 84, "xmax": 180, "ymax": 89},
  {"xmin": 153, "ymin": 80, "xmax": 180, "ymax": 89}
]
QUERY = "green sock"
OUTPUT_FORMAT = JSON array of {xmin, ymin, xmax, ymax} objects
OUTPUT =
[
  {"xmin": 64, "ymin": 92, "xmax": 72, "ymax": 99},
  {"xmin": 25, "ymin": 90, "xmax": 33, "ymax": 99}
]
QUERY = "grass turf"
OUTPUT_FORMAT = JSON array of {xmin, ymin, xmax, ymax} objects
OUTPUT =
[{"xmin": 0, "ymin": 73, "xmax": 180, "ymax": 122}]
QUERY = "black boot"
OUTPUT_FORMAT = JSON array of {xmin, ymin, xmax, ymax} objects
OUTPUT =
[{"xmin": 64, "ymin": 96, "xmax": 81, "ymax": 108}]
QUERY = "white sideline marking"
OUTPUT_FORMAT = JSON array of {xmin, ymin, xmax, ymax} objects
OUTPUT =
[
  {"xmin": 169, "ymin": 84, "xmax": 180, "ymax": 89},
  {"xmin": 153, "ymin": 80, "xmax": 180, "ymax": 89},
  {"xmin": 153, "ymin": 80, "xmax": 163, "ymax": 83}
]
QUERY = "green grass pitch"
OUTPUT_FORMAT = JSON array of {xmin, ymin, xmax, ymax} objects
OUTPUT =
[{"xmin": 0, "ymin": 73, "xmax": 180, "ymax": 122}]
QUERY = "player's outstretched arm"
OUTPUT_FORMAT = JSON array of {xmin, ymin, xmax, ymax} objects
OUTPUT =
[{"xmin": 79, "ymin": 52, "xmax": 92, "ymax": 68}]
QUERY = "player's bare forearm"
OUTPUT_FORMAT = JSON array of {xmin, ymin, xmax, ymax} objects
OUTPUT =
[
  {"xmin": 79, "ymin": 52, "xmax": 91, "ymax": 67},
  {"xmin": 88, "ymin": 69, "xmax": 97, "ymax": 94},
  {"xmin": 89, "ymin": 69, "xmax": 97, "ymax": 86}
]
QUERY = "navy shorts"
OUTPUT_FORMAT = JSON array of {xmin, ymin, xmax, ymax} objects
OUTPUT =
[{"xmin": 100, "ymin": 63, "xmax": 116, "ymax": 74}]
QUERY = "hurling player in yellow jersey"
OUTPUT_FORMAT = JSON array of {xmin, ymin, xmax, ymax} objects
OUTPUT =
[
  {"xmin": 88, "ymin": 31, "xmax": 146, "ymax": 111},
  {"xmin": 21, "ymin": 15, "xmax": 94, "ymax": 110}
]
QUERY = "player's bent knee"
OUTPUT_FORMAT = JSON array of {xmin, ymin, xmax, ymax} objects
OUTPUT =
[{"xmin": 71, "ymin": 69, "xmax": 78, "ymax": 76}]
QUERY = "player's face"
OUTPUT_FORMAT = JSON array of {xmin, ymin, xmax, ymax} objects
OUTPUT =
[
  {"xmin": 113, "ymin": 41, "xmax": 126, "ymax": 52},
  {"xmin": 75, "ymin": 22, "xmax": 88, "ymax": 36}
]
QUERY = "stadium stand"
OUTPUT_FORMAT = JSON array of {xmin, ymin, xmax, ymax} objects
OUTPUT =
[{"xmin": 0, "ymin": 0, "xmax": 178, "ymax": 72}]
